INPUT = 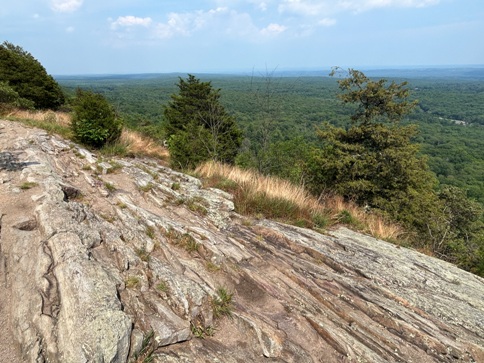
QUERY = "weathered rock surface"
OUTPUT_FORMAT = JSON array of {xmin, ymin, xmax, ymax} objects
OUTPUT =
[{"xmin": 0, "ymin": 119, "xmax": 483, "ymax": 363}]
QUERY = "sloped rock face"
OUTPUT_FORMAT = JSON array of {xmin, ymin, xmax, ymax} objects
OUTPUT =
[{"xmin": 0, "ymin": 119, "xmax": 483, "ymax": 363}]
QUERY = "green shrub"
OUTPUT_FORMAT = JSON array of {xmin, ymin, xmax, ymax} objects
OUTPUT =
[{"xmin": 71, "ymin": 89, "xmax": 122, "ymax": 148}]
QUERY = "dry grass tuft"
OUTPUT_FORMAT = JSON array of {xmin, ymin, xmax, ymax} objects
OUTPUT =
[
  {"xmin": 196, "ymin": 160, "xmax": 403, "ymax": 241},
  {"xmin": 196, "ymin": 160, "xmax": 320, "ymax": 212},
  {"xmin": 120, "ymin": 129, "xmax": 169, "ymax": 160},
  {"xmin": 7, "ymin": 109, "xmax": 72, "ymax": 126}
]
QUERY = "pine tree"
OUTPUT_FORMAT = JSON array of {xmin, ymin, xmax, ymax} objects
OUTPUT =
[
  {"xmin": 164, "ymin": 75, "xmax": 242, "ymax": 169},
  {"xmin": 306, "ymin": 68, "xmax": 441, "ymax": 229}
]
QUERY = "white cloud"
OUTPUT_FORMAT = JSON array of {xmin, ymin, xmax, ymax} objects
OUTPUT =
[
  {"xmin": 338, "ymin": 0, "xmax": 440, "ymax": 12},
  {"xmin": 260, "ymin": 23, "xmax": 287, "ymax": 36},
  {"xmin": 66, "ymin": 26, "xmax": 75, "ymax": 33},
  {"xmin": 152, "ymin": 7, "xmax": 258, "ymax": 39},
  {"xmin": 278, "ymin": 0, "xmax": 328, "ymax": 16},
  {"xmin": 111, "ymin": 16, "xmax": 153, "ymax": 30},
  {"xmin": 318, "ymin": 17, "xmax": 336, "ymax": 27},
  {"xmin": 50, "ymin": 0, "xmax": 83, "ymax": 13},
  {"xmin": 250, "ymin": 0, "xmax": 269, "ymax": 11},
  {"xmin": 278, "ymin": 0, "xmax": 439, "ymax": 16}
]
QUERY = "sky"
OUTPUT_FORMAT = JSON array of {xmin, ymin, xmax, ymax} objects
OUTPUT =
[{"xmin": 1, "ymin": 0, "xmax": 483, "ymax": 75}]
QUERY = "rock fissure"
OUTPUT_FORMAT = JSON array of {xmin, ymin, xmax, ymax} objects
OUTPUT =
[{"xmin": 40, "ymin": 242, "xmax": 60, "ymax": 319}]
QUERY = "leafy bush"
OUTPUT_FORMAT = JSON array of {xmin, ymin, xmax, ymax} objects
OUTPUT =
[{"xmin": 71, "ymin": 89, "xmax": 123, "ymax": 148}]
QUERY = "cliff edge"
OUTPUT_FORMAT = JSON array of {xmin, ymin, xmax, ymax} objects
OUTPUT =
[{"xmin": 0, "ymin": 120, "xmax": 483, "ymax": 362}]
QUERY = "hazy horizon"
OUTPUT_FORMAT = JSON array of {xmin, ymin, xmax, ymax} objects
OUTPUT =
[{"xmin": 3, "ymin": 1, "xmax": 483, "ymax": 75}]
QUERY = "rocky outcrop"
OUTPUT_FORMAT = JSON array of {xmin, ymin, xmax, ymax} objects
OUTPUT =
[{"xmin": 0, "ymin": 120, "xmax": 483, "ymax": 362}]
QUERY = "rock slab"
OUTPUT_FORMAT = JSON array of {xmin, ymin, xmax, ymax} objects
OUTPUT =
[{"xmin": 0, "ymin": 120, "xmax": 483, "ymax": 363}]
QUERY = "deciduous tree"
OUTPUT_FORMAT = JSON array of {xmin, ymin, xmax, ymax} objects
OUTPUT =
[{"xmin": 0, "ymin": 41, "xmax": 65, "ymax": 109}]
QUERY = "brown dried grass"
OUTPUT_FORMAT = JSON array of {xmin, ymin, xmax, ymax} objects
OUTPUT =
[
  {"xmin": 7, "ymin": 109, "xmax": 72, "ymax": 127},
  {"xmin": 196, "ymin": 160, "xmax": 403, "ymax": 241},
  {"xmin": 120, "ymin": 129, "xmax": 169, "ymax": 160}
]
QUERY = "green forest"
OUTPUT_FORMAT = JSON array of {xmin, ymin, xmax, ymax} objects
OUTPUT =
[
  {"xmin": 2, "ymin": 40, "xmax": 483, "ymax": 275},
  {"xmin": 57, "ymin": 71, "xmax": 484, "ymax": 205}
]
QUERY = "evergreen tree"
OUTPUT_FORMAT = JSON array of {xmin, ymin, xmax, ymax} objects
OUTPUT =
[
  {"xmin": 0, "ymin": 42, "xmax": 65, "ymax": 109},
  {"xmin": 306, "ymin": 68, "xmax": 441, "ymax": 229},
  {"xmin": 164, "ymin": 75, "xmax": 242, "ymax": 169}
]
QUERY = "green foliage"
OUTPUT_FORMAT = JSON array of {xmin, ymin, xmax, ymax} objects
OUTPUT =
[
  {"xmin": 164, "ymin": 74, "xmax": 242, "ymax": 169},
  {"xmin": 212, "ymin": 287, "xmax": 233, "ymax": 318},
  {"xmin": 305, "ymin": 69, "xmax": 484, "ymax": 275},
  {"xmin": 71, "ymin": 89, "xmax": 123, "ymax": 148},
  {"xmin": 331, "ymin": 67, "xmax": 417, "ymax": 125},
  {"xmin": 305, "ymin": 69, "xmax": 440, "ymax": 230},
  {"xmin": 0, "ymin": 41, "xmax": 65, "ymax": 109},
  {"xmin": 434, "ymin": 186, "xmax": 484, "ymax": 273},
  {"xmin": 306, "ymin": 121, "xmax": 440, "ymax": 230},
  {"xmin": 0, "ymin": 81, "xmax": 35, "ymax": 112},
  {"xmin": 57, "ymin": 74, "xmax": 484, "ymax": 205},
  {"xmin": 130, "ymin": 330, "xmax": 156, "ymax": 363}
]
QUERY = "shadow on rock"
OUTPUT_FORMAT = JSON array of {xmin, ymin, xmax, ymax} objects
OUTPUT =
[{"xmin": 0, "ymin": 152, "xmax": 38, "ymax": 171}]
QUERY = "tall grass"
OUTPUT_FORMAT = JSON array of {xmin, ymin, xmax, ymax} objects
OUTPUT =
[{"xmin": 196, "ymin": 160, "xmax": 403, "ymax": 241}]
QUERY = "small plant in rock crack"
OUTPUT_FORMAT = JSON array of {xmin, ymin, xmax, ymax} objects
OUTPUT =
[
  {"xmin": 145, "ymin": 225, "xmax": 156, "ymax": 239},
  {"xmin": 106, "ymin": 160, "xmax": 123, "ymax": 173},
  {"xmin": 137, "ymin": 164, "xmax": 159, "ymax": 179},
  {"xmin": 117, "ymin": 201, "xmax": 127, "ymax": 209},
  {"xmin": 73, "ymin": 149, "xmax": 86, "ymax": 159},
  {"xmin": 19, "ymin": 182, "xmax": 38, "ymax": 190},
  {"xmin": 164, "ymin": 228, "xmax": 200, "ymax": 253},
  {"xmin": 171, "ymin": 182, "xmax": 181, "ymax": 191},
  {"xmin": 104, "ymin": 181, "xmax": 117, "ymax": 193},
  {"xmin": 125, "ymin": 276, "xmax": 141, "ymax": 289},
  {"xmin": 130, "ymin": 330, "xmax": 156, "ymax": 363},
  {"xmin": 156, "ymin": 281, "xmax": 169, "ymax": 293},
  {"xmin": 138, "ymin": 182, "xmax": 154, "ymax": 193},
  {"xmin": 206, "ymin": 261, "xmax": 221, "ymax": 273},
  {"xmin": 135, "ymin": 247, "xmax": 150, "ymax": 262},
  {"xmin": 186, "ymin": 197, "xmax": 208, "ymax": 216},
  {"xmin": 212, "ymin": 287, "xmax": 234, "ymax": 318},
  {"xmin": 182, "ymin": 233, "xmax": 200, "ymax": 253},
  {"xmin": 191, "ymin": 323, "xmax": 215, "ymax": 339},
  {"xmin": 99, "ymin": 212, "xmax": 116, "ymax": 223}
]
